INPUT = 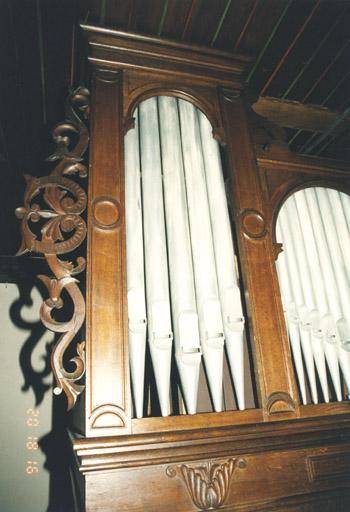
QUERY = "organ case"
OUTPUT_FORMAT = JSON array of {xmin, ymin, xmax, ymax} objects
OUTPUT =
[{"xmin": 21, "ymin": 24, "xmax": 350, "ymax": 511}]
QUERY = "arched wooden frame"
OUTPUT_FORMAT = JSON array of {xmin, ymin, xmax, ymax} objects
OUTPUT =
[
  {"xmin": 271, "ymin": 179, "xmax": 350, "ymax": 256},
  {"xmin": 123, "ymin": 85, "xmax": 225, "ymax": 145}
]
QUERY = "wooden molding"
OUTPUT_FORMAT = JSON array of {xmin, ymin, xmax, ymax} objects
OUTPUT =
[
  {"xmin": 253, "ymin": 96, "xmax": 350, "ymax": 134},
  {"xmin": 81, "ymin": 24, "xmax": 252, "ymax": 87},
  {"xmin": 72, "ymin": 414, "xmax": 350, "ymax": 474}
]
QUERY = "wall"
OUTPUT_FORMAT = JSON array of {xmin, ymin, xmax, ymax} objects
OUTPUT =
[{"xmin": 0, "ymin": 282, "xmax": 53, "ymax": 512}]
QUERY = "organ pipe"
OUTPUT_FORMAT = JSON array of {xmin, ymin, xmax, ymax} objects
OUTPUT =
[
  {"xmin": 198, "ymin": 110, "xmax": 246, "ymax": 410},
  {"xmin": 125, "ymin": 96, "xmax": 249, "ymax": 417},
  {"xmin": 275, "ymin": 223, "xmax": 307, "ymax": 405},
  {"xmin": 125, "ymin": 110, "xmax": 147, "ymax": 418},
  {"xmin": 277, "ymin": 210, "xmax": 318, "ymax": 404},
  {"xmin": 304, "ymin": 188, "xmax": 343, "ymax": 400},
  {"xmin": 294, "ymin": 191, "xmax": 341, "ymax": 401},
  {"xmin": 277, "ymin": 187, "xmax": 350, "ymax": 404},
  {"xmin": 179, "ymin": 99, "xmax": 225, "ymax": 412},
  {"xmin": 284, "ymin": 197, "xmax": 329, "ymax": 402},
  {"xmin": 158, "ymin": 96, "xmax": 201, "ymax": 415},
  {"xmin": 139, "ymin": 98, "xmax": 173, "ymax": 417}
]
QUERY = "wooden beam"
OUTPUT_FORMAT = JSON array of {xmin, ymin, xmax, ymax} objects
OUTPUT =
[{"xmin": 253, "ymin": 96, "xmax": 350, "ymax": 134}]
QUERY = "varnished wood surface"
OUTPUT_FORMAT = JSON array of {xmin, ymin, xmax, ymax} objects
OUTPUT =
[
  {"xmin": 72, "ymin": 24, "xmax": 350, "ymax": 512},
  {"xmin": 219, "ymin": 90, "xmax": 299, "ymax": 420},
  {"xmin": 132, "ymin": 409, "xmax": 263, "ymax": 435},
  {"xmin": 81, "ymin": 444, "xmax": 350, "ymax": 511},
  {"xmin": 72, "ymin": 414, "xmax": 350, "ymax": 510},
  {"xmin": 85, "ymin": 68, "xmax": 131, "ymax": 437},
  {"xmin": 81, "ymin": 24, "xmax": 252, "ymax": 87},
  {"xmin": 253, "ymin": 96, "xmax": 350, "ymax": 134}
]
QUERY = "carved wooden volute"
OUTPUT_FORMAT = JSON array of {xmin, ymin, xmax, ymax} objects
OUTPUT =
[{"xmin": 16, "ymin": 86, "xmax": 90, "ymax": 410}]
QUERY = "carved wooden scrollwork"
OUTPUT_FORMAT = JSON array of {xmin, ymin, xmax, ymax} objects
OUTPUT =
[
  {"xmin": 166, "ymin": 458, "xmax": 246, "ymax": 510},
  {"xmin": 16, "ymin": 86, "xmax": 90, "ymax": 410}
]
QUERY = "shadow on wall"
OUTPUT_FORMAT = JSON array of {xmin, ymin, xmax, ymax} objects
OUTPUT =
[{"xmin": 0, "ymin": 270, "xmax": 75, "ymax": 512}]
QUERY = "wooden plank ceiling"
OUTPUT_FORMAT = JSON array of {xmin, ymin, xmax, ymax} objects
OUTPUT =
[{"xmin": 1, "ymin": 0, "xmax": 350, "ymax": 255}]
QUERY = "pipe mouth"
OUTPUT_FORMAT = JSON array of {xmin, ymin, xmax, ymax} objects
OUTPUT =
[
  {"xmin": 227, "ymin": 316, "xmax": 245, "ymax": 331},
  {"xmin": 128, "ymin": 318, "xmax": 147, "ymax": 333},
  {"xmin": 152, "ymin": 332, "xmax": 173, "ymax": 349},
  {"xmin": 311, "ymin": 329, "xmax": 324, "ymax": 338},
  {"xmin": 182, "ymin": 347, "xmax": 201, "ymax": 354},
  {"xmin": 325, "ymin": 333, "xmax": 337, "ymax": 344},
  {"xmin": 177, "ymin": 348, "xmax": 202, "ymax": 366},
  {"xmin": 205, "ymin": 332, "xmax": 225, "ymax": 349}
]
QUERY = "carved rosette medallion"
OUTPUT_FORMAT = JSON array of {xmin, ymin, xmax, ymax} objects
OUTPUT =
[
  {"xmin": 16, "ymin": 86, "xmax": 90, "ymax": 410},
  {"xmin": 166, "ymin": 458, "xmax": 246, "ymax": 510},
  {"xmin": 240, "ymin": 209, "xmax": 267, "ymax": 239},
  {"xmin": 92, "ymin": 196, "xmax": 122, "ymax": 230}
]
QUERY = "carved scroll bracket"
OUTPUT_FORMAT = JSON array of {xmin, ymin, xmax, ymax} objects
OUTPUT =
[
  {"xmin": 166, "ymin": 457, "xmax": 246, "ymax": 510},
  {"xmin": 16, "ymin": 86, "xmax": 90, "ymax": 410}
]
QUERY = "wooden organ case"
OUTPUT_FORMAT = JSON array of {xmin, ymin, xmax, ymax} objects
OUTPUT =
[{"xmin": 17, "ymin": 25, "xmax": 350, "ymax": 512}]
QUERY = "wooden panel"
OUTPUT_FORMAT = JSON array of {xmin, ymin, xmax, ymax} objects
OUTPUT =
[
  {"xmin": 85, "ymin": 68, "xmax": 131, "ymax": 437},
  {"xmin": 133, "ymin": 0, "xmax": 165, "ymax": 34},
  {"xmin": 83, "ymin": 444, "xmax": 350, "ymax": 511},
  {"xmin": 307, "ymin": 452, "xmax": 350, "ymax": 482},
  {"xmin": 265, "ymin": 1, "xmax": 341, "ymax": 98},
  {"xmin": 288, "ymin": 6, "xmax": 350, "ymax": 105},
  {"xmin": 213, "ymin": 0, "xmax": 259, "ymax": 50},
  {"xmin": 161, "ymin": 0, "xmax": 193, "ymax": 39},
  {"xmin": 250, "ymin": 1, "xmax": 320, "ymax": 94},
  {"xmin": 132, "ymin": 409, "xmax": 263, "ymax": 435},
  {"xmin": 180, "ymin": 0, "xmax": 230, "ymax": 45},
  {"xmin": 219, "ymin": 89, "xmax": 299, "ymax": 419},
  {"xmin": 238, "ymin": 0, "xmax": 291, "ymax": 55}
]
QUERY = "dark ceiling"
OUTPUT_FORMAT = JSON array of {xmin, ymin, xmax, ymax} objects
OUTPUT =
[{"xmin": 1, "ymin": 0, "xmax": 350, "ymax": 256}]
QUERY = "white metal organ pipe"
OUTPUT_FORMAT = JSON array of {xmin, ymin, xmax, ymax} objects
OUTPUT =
[
  {"xmin": 275, "ymin": 223, "xmax": 308, "ymax": 405},
  {"xmin": 125, "ymin": 110, "xmax": 147, "ymax": 419},
  {"xmin": 158, "ymin": 96, "xmax": 201, "ymax": 415},
  {"xmin": 179, "ymin": 99, "xmax": 225, "ymax": 412},
  {"xmin": 285, "ymin": 197, "xmax": 329, "ymax": 402},
  {"xmin": 294, "ymin": 191, "xmax": 341, "ymax": 401},
  {"xmin": 277, "ymin": 208, "xmax": 319, "ymax": 404},
  {"xmin": 139, "ymin": 98, "xmax": 173, "ymax": 417},
  {"xmin": 277, "ymin": 187, "xmax": 350, "ymax": 404},
  {"xmin": 198, "ymin": 110, "xmax": 246, "ymax": 410},
  {"xmin": 125, "ymin": 96, "xmax": 249, "ymax": 417}
]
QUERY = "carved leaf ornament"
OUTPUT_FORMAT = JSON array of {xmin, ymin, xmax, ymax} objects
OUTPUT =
[
  {"xmin": 16, "ymin": 87, "xmax": 90, "ymax": 410},
  {"xmin": 166, "ymin": 458, "xmax": 245, "ymax": 510}
]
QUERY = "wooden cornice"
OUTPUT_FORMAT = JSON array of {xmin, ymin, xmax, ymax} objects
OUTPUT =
[
  {"xmin": 253, "ymin": 96, "xmax": 350, "ymax": 135},
  {"xmin": 80, "ymin": 24, "xmax": 253, "ymax": 87},
  {"xmin": 72, "ymin": 412, "xmax": 350, "ymax": 474},
  {"xmin": 256, "ymin": 149, "xmax": 350, "ymax": 176}
]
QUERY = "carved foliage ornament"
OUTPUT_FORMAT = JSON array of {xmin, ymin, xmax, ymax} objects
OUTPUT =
[
  {"xmin": 16, "ymin": 86, "xmax": 90, "ymax": 410},
  {"xmin": 166, "ymin": 458, "xmax": 246, "ymax": 510}
]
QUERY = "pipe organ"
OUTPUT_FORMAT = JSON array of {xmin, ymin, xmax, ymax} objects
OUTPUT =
[
  {"xmin": 125, "ymin": 96, "xmax": 247, "ymax": 418},
  {"xmin": 16, "ymin": 25, "xmax": 350, "ymax": 511},
  {"xmin": 276, "ymin": 188, "xmax": 350, "ymax": 406}
]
